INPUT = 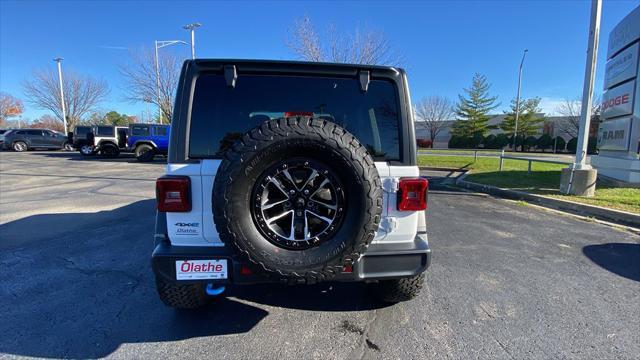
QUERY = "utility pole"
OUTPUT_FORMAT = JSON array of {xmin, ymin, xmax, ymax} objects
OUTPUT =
[
  {"xmin": 512, "ymin": 49, "xmax": 528, "ymax": 152},
  {"xmin": 183, "ymin": 22, "xmax": 201, "ymax": 59},
  {"xmin": 53, "ymin": 57, "xmax": 67, "ymax": 133},
  {"xmin": 574, "ymin": 0, "xmax": 601, "ymax": 170},
  {"xmin": 154, "ymin": 40, "xmax": 187, "ymax": 123}
]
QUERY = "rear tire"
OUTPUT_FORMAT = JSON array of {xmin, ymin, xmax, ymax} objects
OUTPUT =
[
  {"xmin": 100, "ymin": 143, "xmax": 120, "ymax": 158},
  {"xmin": 155, "ymin": 278, "xmax": 210, "ymax": 309},
  {"xmin": 135, "ymin": 144, "xmax": 155, "ymax": 162},
  {"xmin": 371, "ymin": 274, "xmax": 425, "ymax": 303},
  {"xmin": 79, "ymin": 144, "xmax": 95, "ymax": 156},
  {"xmin": 12, "ymin": 141, "xmax": 27, "ymax": 152}
]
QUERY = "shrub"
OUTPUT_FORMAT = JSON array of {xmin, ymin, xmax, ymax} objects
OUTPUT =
[
  {"xmin": 525, "ymin": 136, "xmax": 538, "ymax": 151},
  {"xmin": 509, "ymin": 134, "xmax": 525, "ymax": 151},
  {"xmin": 536, "ymin": 134, "xmax": 553, "ymax": 151},
  {"xmin": 554, "ymin": 136, "xmax": 566, "ymax": 152},
  {"xmin": 448, "ymin": 135, "xmax": 461, "ymax": 149},
  {"xmin": 483, "ymin": 134, "xmax": 497, "ymax": 149},
  {"xmin": 469, "ymin": 133, "xmax": 484, "ymax": 148},
  {"xmin": 567, "ymin": 137, "xmax": 578, "ymax": 152},
  {"xmin": 495, "ymin": 133, "xmax": 510, "ymax": 149},
  {"xmin": 416, "ymin": 139, "xmax": 432, "ymax": 148}
]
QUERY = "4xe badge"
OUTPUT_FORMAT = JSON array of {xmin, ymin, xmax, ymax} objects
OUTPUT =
[{"xmin": 174, "ymin": 222, "xmax": 199, "ymax": 235}]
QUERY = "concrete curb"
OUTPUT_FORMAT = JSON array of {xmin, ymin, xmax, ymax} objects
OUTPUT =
[{"xmin": 456, "ymin": 175, "xmax": 640, "ymax": 229}]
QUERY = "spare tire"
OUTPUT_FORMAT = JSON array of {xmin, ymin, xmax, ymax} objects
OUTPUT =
[{"xmin": 213, "ymin": 116, "xmax": 382, "ymax": 283}]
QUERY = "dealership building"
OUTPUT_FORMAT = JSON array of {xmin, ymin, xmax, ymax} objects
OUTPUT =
[{"xmin": 415, "ymin": 115, "xmax": 580, "ymax": 149}]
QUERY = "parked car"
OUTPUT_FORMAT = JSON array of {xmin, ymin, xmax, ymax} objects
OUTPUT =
[
  {"xmin": 1, "ymin": 128, "xmax": 73, "ymax": 152},
  {"xmin": 0, "ymin": 129, "xmax": 13, "ymax": 149},
  {"xmin": 69, "ymin": 125, "xmax": 129, "ymax": 157},
  {"xmin": 127, "ymin": 123, "xmax": 170, "ymax": 162},
  {"xmin": 151, "ymin": 59, "xmax": 431, "ymax": 309},
  {"xmin": 68, "ymin": 126, "xmax": 94, "ymax": 155}
]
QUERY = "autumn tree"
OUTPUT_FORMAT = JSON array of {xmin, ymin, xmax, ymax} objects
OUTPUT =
[
  {"xmin": 415, "ymin": 96, "xmax": 454, "ymax": 146},
  {"xmin": 29, "ymin": 114, "xmax": 64, "ymax": 132},
  {"xmin": 119, "ymin": 48, "xmax": 182, "ymax": 124},
  {"xmin": 22, "ymin": 69, "xmax": 109, "ymax": 131},
  {"xmin": 451, "ymin": 73, "xmax": 499, "ymax": 138},
  {"xmin": 286, "ymin": 15, "xmax": 401, "ymax": 66},
  {"xmin": 0, "ymin": 92, "xmax": 24, "ymax": 126}
]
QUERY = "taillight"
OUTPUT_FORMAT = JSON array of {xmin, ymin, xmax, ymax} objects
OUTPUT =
[
  {"xmin": 397, "ymin": 178, "xmax": 428, "ymax": 211},
  {"xmin": 156, "ymin": 176, "xmax": 191, "ymax": 212}
]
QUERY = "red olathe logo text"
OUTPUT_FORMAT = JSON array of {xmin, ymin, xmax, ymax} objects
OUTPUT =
[
  {"xmin": 602, "ymin": 94, "xmax": 629, "ymax": 110},
  {"xmin": 181, "ymin": 261, "xmax": 223, "ymax": 273}
]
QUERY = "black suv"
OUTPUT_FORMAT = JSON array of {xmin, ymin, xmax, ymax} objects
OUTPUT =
[{"xmin": 2, "ymin": 129, "xmax": 72, "ymax": 152}]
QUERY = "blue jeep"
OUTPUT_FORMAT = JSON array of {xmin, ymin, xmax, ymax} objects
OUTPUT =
[{"xmin": 127, "ymin": 124, "xmax": 170, "ymax": 162}]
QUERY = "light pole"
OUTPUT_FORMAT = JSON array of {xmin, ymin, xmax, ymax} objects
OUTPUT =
[
  {"xmin": 183, "ymin": 22, "xmax": 201, "ymax": 59},
  {"xmin": 512, "ymin": 49, "xmax": 528, "ymax": 152},
  {"xmin": 53, "ymin": 57, "xmax": 68, "ymax": 133},
  {"xmin": 154, "ymin": 40, "xmax": 187, "ymax": 124}
]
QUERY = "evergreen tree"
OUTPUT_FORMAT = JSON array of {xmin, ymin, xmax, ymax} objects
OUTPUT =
[
  {"xmin": 452, "ymin": 73, "xmax": 499, "ymax": 138},
  {"xmin": 500, "ymin": 97, "xmax": 545, "ymax": 151}
]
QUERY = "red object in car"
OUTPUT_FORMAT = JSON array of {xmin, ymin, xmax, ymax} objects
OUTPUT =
[
  {"xmin": 284, "ymin": 111, "xmax": 314, "ymax": 117},
  {"xmin": 156, "ymin": 176, "xmax": 191, "ymax": 212},
  {"xmin": 397, "ymin": 178, "xmax": 428, "ymax": 211}
]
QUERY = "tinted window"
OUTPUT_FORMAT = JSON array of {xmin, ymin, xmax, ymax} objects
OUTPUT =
[
  {"xmin": 189, "ymin": 74, "xmax": 400, "ymax": 160},
  {"xmin": 155, "ymin": 126, "xmax": 168, "ymax": 136},
  {"xmin": 96, "ymin": 126, "xmax": 114, "ymax": 136},
  {"xmin": 26, "ymin": 130, "xmax": 43, "ymax": 136},
  {"xmin": 131, "ymin": 125, "xmax": 150, "ymax": 136},
  {"xmin": 75, "ymin": 127, "xmax": 91, "ymax": 136}
]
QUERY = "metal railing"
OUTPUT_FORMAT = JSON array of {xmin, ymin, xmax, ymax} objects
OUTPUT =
[
  {"xmin": 498, "ymin": 149, "xmax": 640, "ymax": 175},
  {"xmin": 498, "ymin": 150, "xmax": 571, "ymax": 174}
]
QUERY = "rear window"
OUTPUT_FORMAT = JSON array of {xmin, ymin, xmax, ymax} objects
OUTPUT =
[
  {"xmin": 96, "ymin": 126, "xmax": 114, "ymax": 136},
  {"xmin": 131, "ymin": 125, "xmax": 150, "ymax": 136},
  {"xmin": 188, "ymin": 74, "xmax": 401, "ymax": 160}
]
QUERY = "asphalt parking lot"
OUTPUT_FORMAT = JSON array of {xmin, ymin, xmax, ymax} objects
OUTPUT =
[{"xmin": 0, "ymin": 151, "xmax": 638, "ymax": 359}]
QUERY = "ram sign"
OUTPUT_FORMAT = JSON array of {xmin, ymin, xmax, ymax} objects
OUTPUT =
[{"xmin": 598, "ymin": 117, "xmax": 632, "ymax": 151}]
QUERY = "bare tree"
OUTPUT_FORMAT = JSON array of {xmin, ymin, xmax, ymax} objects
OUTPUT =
[
  {"xmin": 415, "ymin": 96, "xmax": 454, "ymax": 146},
  {"xmin": 287, "ymin": 15, "xmax": 401, "ymax": 66},
  {"xmin": 22, "ymin": 69, "xmax": 109, "ymax": 130},
  {"xmin": 0, "ymin": 92, "xmax": 24, "ymax": 126},
  {"xmin": 119, "ymin": 48, "xmax": 182, "ymax": 124},
  {"xmin": 555, "ymin": 96, "xmax": 601, "ymax": 138}
]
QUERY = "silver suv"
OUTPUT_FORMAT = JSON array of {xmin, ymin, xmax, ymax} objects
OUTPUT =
[{"xmin": 151, "ymin": 60, "xmax": 431, "ymax": 309}]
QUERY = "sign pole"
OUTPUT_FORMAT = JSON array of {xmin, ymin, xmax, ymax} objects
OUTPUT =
[{"xmin": 573, "ymin": 0, "xmax": 602, "ymax": 170}]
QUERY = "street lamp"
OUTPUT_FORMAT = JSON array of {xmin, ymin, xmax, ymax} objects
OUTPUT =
[
  {"xmin": 182, "ymin": 22, "xmax": 201, "ymax": 59},
  {"xmin": 512, "ymin": 49, "xmax": 528, "ymax": 151},
  {"xmin": 53, "ymin": 57, "xmax": 68, "ymax": 133},
  {"xmin": 154, "ymin": 40, "xmax": 188, "ymax": 124}
]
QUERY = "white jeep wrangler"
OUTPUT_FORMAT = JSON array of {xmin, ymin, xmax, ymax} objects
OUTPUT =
[{"xmin": 152, "ymin": 59, "xmax": 431, "ymax": 308}]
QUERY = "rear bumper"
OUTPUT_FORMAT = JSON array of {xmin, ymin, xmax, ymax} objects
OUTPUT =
[{"xmin": 151, "ymin": 233, "xmax": 431, "ymax": 285}]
